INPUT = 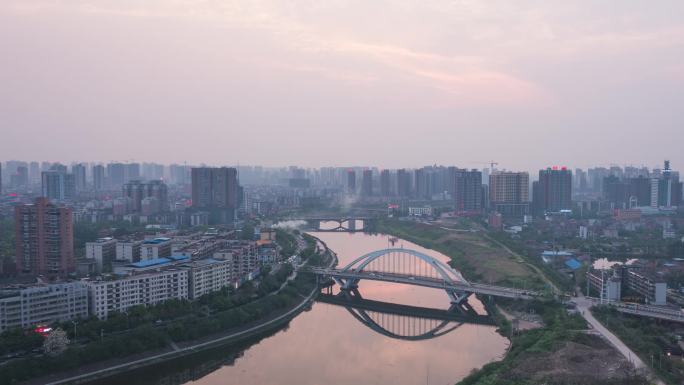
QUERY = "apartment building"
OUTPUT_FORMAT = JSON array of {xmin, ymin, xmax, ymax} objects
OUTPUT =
[
  {"xmin": 625, "ymin": 269, "xmax": 667, "ymax": 305},
  {"xmin": 184, "ymin": 259, "xmax": 234, "ymax": 299},
  {"xmin": 86, "ymin": 268, "xmax": 188, "ymax": 319},
  {"xmin": 116, "ymin": 240, "xmax": 143, "ymax": 262},
  {"xmin": 140, "ymin": 237, "xmax": 172, "ymax": 260},
  {"xmin": 85, "ymin": 237, "xmax": 117, "ymax": 273},
  {"xmin": 15, "ymin": 197, "xmax": 75, "ymax": 276},
  {"xmin": 213, "ymin": 241, "xmax": 259, "ymax": 286},
  {"xmin": 0, "ymin": 282, "xmax": 89, "ymax": 332}
]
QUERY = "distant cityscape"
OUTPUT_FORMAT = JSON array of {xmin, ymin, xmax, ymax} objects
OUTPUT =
[{"xmin": 1, "ymin": 158, "xmax": 684, "ymax": 383}]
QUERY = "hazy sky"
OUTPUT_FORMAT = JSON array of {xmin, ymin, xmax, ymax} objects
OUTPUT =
[{"xmin": 1, "ymin": 1, "xmax": 683, "ymax": 171}]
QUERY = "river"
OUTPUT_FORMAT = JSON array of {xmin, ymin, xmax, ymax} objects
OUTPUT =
[{"xmin": 92, "ymin": 231, "xmax": 508, "ymax": 385}]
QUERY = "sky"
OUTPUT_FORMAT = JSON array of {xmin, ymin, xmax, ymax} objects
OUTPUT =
[{"xmin": 1, "ymin": 1, "xmax": 683, "ymax": 172}]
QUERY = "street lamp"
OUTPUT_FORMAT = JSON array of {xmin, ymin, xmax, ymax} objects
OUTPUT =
[{"xmin": 71, "ymin": 320, "xmax": 78, "ymax": 339}]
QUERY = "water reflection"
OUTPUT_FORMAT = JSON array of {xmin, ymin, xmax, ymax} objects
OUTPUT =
[{"xmin": 318, "ymin": 291, "xmax": 495, "ymax": 341}]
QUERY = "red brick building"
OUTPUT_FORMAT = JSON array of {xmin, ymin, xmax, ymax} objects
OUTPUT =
[{"xmin": 15, "ymin": 197, "xmax": 74, "ymax": 276}]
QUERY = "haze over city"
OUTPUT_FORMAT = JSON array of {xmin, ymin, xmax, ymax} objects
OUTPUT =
[
  {"xmin": 2, "ymin": 1, "xmax": 683, "ymax": 170},
  {"xmin": 2, "ymin": 2, "xmax": 684, "ymax": 385}
]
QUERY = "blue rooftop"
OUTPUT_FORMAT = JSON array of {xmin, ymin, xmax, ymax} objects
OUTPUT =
[
  {"xmin": 143, "ymin": 237, "xmax": 171, "ymax": 245},
  {"xmin": 564, "ymin": 258, "xmax": 582, "ymax": 270},
  {"xmin": 130, "ymin": 258, "xmax": 172, "ymax": 268}
]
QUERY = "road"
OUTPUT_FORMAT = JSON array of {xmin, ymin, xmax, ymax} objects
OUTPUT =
[{"xmin": 573, "ymin": 294, "xmax": 665, "ymax": 385}]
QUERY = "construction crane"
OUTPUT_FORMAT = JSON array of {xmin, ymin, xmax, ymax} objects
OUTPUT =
[{"xmin": 471, "ymin": 161, "xmax": 499, "ymax": 170}]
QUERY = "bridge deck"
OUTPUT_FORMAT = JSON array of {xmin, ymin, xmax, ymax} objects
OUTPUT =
[
  {"xmin": 308, "ymin": 268, "xmax": 543, "ymax": 300},
  {"xmin": 610, "ymin": 302, "xmax": 684, "ymax": 323}
]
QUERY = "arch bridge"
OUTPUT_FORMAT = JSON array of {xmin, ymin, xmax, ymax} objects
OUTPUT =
[{"xmin": 309, "ymin": 248, "xmax": 543, "ymax": 305}]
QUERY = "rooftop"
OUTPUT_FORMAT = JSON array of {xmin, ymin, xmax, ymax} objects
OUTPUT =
[
  {"xmin": 130, "ymin": 258, "xmax": 172, "ymax": 268},
  {"xmin": 143, "ymin": 237, "xmax": 172, "ymax": 245}
]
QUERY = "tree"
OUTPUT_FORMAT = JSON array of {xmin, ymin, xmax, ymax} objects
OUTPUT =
[{"xmin": 43, "ymin": 328, "xmax": 69, "ymax": 357}]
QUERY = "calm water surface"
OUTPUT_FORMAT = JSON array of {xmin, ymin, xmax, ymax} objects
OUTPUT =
[{"xmin": 94, "ymin": 231, "xmax": 509, "ymax": 385}]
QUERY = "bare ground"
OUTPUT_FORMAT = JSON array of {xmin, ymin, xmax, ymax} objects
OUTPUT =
[{"xmin": 507, "ymin": 335, "xmax": 644, "ymax": 384}]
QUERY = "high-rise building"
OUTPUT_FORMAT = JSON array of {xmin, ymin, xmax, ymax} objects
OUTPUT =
[
  {"xmin": 72, "ymin": 163, "xmax": 87, "ymax": 191},
  {"xmin": 93, "ymin": 165, "xmax": 105, "ymax": 191},
  {"xmin": 361, "ymin": 170, "xmax": 373, "ymax": 196},
  {"xmin": 657, "ymin": 160, "xmax": 682, "ymax": 207},
  {"xmin": 125, "ymin": 163, "xmax": 141, "ymax": 182},
  {"xmin": 123, "ymin": 180, "xmax": 169, "ymax": 213},
  {"xmin": 347, "ymin": 170, "xmax": 356, "ymax": 194},
  {"xmin": 397, "ymin": 169, "xmax": 411, "ymax": 197},
  {"xmin": 50, "ymin": 163, "xmax": 67, "ymax": 174},
  {"xmin": 169, "ymin": 164, "xmax": 189, "ymax": 185},
  {"xmin": 489, "ymin": 171, "xmax": 529, "ymax": 217},
  {"xmin": 454, "ymin": 169, "xmax": 482, "ymax": 213},
  {"xmin": 107, "ymin": 163, "xmax": 126, "ymax": 188},
  {"xmin": 628, "ymin": 176, "xmax": 652, "ymax": 207},
  {"xmin": 145, "ymin": 180, "xmax": 169, "ymax": 212},
  {"xmin": 29, "ymin": 161, "xmax": 40, "ymax": 186},
  {"xmin": 380, "ymin": 170, "xmax": 391, "ymax": 196},
  {"xmin": 191, "ymin": 167, "xmax": 239, "ymax": 223},
  {"xmin": 15, "ymin": 198, "xmax": 74, "ymax": 276},
  {"xmin": 533, "ymin": 167, "xmax": 572, "ymax": 213},
  {"xmin": 11, "ymin": 166, "xmax": 29, "ymax": 189},
  {"xmin": 122, "ymin": 180, "xmax": 145, "ymax": 212},
  {"xmin": 41, "ymin": 170, "xmax": 75, "ymax": 201}
]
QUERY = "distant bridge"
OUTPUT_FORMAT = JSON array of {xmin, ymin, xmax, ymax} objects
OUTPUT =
[
  {"xmin": 317, "ymin": 292, "xmax": 493, "ymax": 340},
  {"xmin": 308, "ymin": 248, "xmax": 544, "ymax": 305},
  {"xmin": 280, "ymin": 217, "xmax": 372, "ymax": 232}
]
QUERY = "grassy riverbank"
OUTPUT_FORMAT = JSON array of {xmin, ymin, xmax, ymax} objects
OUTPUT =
[{"xmin": 374, "ymin": 219, "xmax": 547, "ymax": 290}]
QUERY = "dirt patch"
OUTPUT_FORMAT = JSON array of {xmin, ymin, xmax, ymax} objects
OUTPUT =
[
  {"xmin": 508, "ymin": 337, "xmax": 639, "ymax": 384},
  {"xmin": 498, "ymin": 306, "xmax": 543, "ymax": 331}
]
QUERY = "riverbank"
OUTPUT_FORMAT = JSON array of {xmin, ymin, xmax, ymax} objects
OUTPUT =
[
  {"xmin": 11, "ymin": 234, "xmax": 336, "ymax": 385},
  {"xmin": 41, "ymin": 287, "xmax": 319, "ymax": 385},
  {"xmin": 374, "ymin": 219, "xmax": 547, "ymax": 290},
  {"xmin": 458, "ymin": 300, "xmax": 650, "ymax": 385}
]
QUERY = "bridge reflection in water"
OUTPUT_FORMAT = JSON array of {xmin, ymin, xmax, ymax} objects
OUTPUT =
[{"xmin": 317, "ymin": 291, "xmax": 495, "ymax": 341}]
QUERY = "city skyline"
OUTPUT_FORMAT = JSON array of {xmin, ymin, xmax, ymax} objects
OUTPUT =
[{"xmin": 1, "ymin": 1, "xmax": 683, "ymax": 169}]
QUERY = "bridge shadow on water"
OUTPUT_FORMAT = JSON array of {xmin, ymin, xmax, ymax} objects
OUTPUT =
[{"xmin": 317, "ymin": 290, "xmax": 495, "ymax": 341}]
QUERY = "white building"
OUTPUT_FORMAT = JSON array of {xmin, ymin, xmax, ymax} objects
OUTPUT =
[
  {"xmin": 184, "ymin": 259, "xmax": 233, "ymax": 299},
  {"xmin": 578, "ymin": 226, "xmax": 588, "ymax": 239},
  {"xmin": 116, "ymin": 240, "xmax": 142, "ymax": 262},
  {"xmin": 408, "ymin": 206, "xmax": 433, "ymax": 216},
  {"xmin": 0, "ymin": 282, "xmax": 89, "ymax": 332},
  {"xmin": 86, "ymin": 269, "xmax": 188, "ymax": 319},
  {"xmin": 85, "ymin": 237, "xmax": 117, "ymax": 273},
  {"xmin": 214, "ymin": 243, "xmax": 259, "ymax": 286},
  {"xmin": 140, "ymin": 237, "xmax": 172, "ymax": 260}
]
